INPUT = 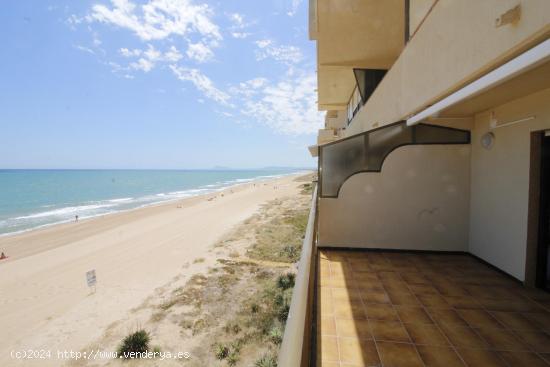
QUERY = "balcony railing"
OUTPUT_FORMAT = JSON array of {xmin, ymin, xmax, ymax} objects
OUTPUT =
[
  {"xmin": 278, "ymin": 183, "xmax": 318, "ymax": 367},
  {"xmin": 346, "ymin": 86, "xmax": 363, "ymax": 125}
]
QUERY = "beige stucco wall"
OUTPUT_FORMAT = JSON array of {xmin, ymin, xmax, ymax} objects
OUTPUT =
[
  {"xmin": 318, "ymin": 144, "xmax": 470, "ymax": 251},
  {"xmin": 346, "ymin": 0, "xmax": 550, "ymax": 136},
  {"xmin": 469, "ymin": 88, "xmax": 550, "ymax": 281},
  {"xmin": 409, "ymin": 0, "xmax": 436, "ymax": 37}
]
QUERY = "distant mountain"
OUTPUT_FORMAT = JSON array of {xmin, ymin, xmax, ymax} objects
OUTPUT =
[
  {"xmin": 210, "ymin": 166, "xmax": 315, "ymax": 171},
  {"xmin": 261, "ymin": 166, "xmax": 316, "ymax": 171}
]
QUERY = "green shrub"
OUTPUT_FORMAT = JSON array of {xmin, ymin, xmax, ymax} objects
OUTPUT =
[
  {"xmin": 214, "ymin": 344, "xmax": 229, "ymax": 360},
  {"xmin": 117, "ymin": 330, "xmax": 150, "ymax": 359},
  {"xmin": 280, "ymin": 245, "xmax": 298, "ymax": 259},
  {"xmin": 274, "ymin": 293, "xmax": 285, "ymax": 307},
  {"xmin": 251, "ymin": 303, "xmax": 259, "ymax": 313},
  {"xmin": 255, "ymin": 354, "xmax": 278, "ymax": 367},
  {"xmin": 224, "ymin": 322, "xmax": 242, "ymax": 335},
  {"xmin": 258, "ymin": 309, "xmax": 276, "ymax": 335},
  {"xmin": 269, "ymin": 325, "xmax": 283, "ymax": 344},
  {"xmin": 276, "ymin": 273, "xmax": 295, "ymax": 290},
  {"xmin": 229, "ymin": 340, "xmax": 242, "ymax": 353},
  {"xmin": 277, "ymin": 302, "xmax": 290, "ymax": 322},
  {"xmin": 227, "ymin": 349, "xmax": 239, "ymax": 366}
]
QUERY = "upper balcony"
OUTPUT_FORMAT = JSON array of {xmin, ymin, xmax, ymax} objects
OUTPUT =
[
  {"xmin": 325, "ymin": 110, "xmax": 347, "ymax": 130},
  {"xmin": 344, "ymin": 0, "xmax": 550, "ymax": 136},
  {"xmin": 317, "ymin": 127, "xmax": 342, "ymax": 146},
  {"xmin": 309, "ymin": 0, "xmax": 406, "ymax": 111}
]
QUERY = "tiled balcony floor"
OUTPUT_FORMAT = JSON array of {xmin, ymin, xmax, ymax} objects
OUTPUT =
[{"xmin": 316, "ymin": 250, "xmax": 550, "ymax": 367}]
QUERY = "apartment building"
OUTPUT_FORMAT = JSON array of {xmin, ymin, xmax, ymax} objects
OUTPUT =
[{"xmin": 280, "ymin": 1, "xmax": 550, "ymax": 366}]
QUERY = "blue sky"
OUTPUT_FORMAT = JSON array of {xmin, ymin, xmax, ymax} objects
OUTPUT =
[{"xmin": 0, "ymin": 0, "xmax": 321, "ymax": 169}]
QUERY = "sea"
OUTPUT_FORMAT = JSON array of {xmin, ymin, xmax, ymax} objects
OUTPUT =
[{"xmin": 0, "ymin": 169, "xmax": 306, "ymax": 236}]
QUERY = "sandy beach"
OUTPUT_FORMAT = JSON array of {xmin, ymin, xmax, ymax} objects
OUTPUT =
[{"xmin": 0, "ymin": 173, "xmax": 310, "ymax": 366}]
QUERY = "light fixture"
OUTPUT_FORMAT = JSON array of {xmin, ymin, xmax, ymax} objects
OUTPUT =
[{"xmin": 481, "ymin": 132, "xmax": 495, "ymax": 150}]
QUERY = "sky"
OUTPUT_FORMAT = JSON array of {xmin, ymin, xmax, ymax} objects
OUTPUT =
[{"xmin": 0, "ymin": 0, "xmax": 322, "ymax": 169}]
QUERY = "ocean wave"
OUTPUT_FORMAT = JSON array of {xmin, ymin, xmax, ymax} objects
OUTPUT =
[
  {"xmin": 108, "ymin": 197, "xmax": 133, "ymax": 203},
  {"xmin": 0, "ymin": 170, "xmax": 304, "ymax": 236},
  {"xmin": 13, "ymin": 203, "xmax": 116, "ymax": 220}
]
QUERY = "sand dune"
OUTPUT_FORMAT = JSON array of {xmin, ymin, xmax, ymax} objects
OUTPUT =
[{"xmin": 0, "ymin": 174, "xmax": 306, "ymax": 366}]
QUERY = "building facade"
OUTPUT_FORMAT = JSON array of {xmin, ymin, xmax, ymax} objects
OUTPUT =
[
  {"xmin": 280, "ymin": 1, "xmax": 550, "ymax": 366},
  {"xmin": 311, "ymin": 0, "xmax": 550, "ymax": 285}
]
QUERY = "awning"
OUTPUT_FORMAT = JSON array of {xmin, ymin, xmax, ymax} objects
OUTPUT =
[{"xmin": 407, "ymin": 39, "xmax": 550, "ymax": 126}]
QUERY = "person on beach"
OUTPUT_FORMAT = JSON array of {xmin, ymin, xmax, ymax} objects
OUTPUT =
[
  {"xmin": 0, "ymin": 252, "xmax": 6, "ymax": 260},
  {"xmin": 75, "ymin": 215, "xmax": 79, "ymax": 222}
]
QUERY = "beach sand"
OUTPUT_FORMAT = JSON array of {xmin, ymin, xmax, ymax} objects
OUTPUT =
[{"xmin": 0, "ymin": 173, "xmax": 310, "ymax": 366}]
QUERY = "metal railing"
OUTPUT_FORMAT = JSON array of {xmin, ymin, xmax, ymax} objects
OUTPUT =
[
  {"xmin": 278, "ymin": 183, "xmax": 318, "ymax": 367},
  {"xmin": 347, "ymin": 86, "xmax": 363, "ymax": 125}
]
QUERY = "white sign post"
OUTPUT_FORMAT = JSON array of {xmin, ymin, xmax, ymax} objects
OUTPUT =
[{"xmin": 86, "ymin": 269, "xmax": 97, "ymax": 293}]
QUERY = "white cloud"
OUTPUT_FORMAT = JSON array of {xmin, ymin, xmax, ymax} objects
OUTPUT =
[
  {"xmin": 247, "ymin": 78, "xmax": 268, "ymax": 89},
  {"xmin": 74, "ymin": 45, "xmax": 95, "ymax": 54},
  {"xmin": 231, "ymin": 32, "xmax": 251, "ymax": 39},
  {"xmin": 119, "ymin": 44, "xmax": 182, "ymax": 72},
  {"xmin": 143, "ymin": 44, "xmax": 162, "ymax": 61},
  {"xmin": 287, "ymin": 0, "xmax": 302, "ymax": 17},
  {"xmin": 74, "ymin": 1, "xmax": 321, "ymax": 135},
  {"xmin": 164, "ymin": 45, "xmax": 183, "ymax": 62},
  {"xmin": 171, "ymin": 66, "xmax": 322, "ymax": 134},
  {"xmin": 186, "ymin": 42, "xmax": 214, "ymax": 63},
  {"xmin": 88, "ymin": 0, "xmax": 221, "ymax": 42},
  {"xmin": 228, "ymin": 13, "xmax": 244, "ymax": 28},
  {"xmin": 256, "ymin": 39, "xmax": 272, "ymax": 48},
  {"xmin": 227, "ymin": 12, "xmax": 254, "ymax": 39},
  {"xmin": 231, "ymin": 73, "xmax": 323, "ymax": 134},
  {"xmin": 92, "ymin": 32, "xmax": 102, "ymax": 46},
  {"xmin": 229, "ymin": 77, "xmax": 268, "ymax": 97},
  {"xmin": 130, "ymin": 58, "xmax": 154, "ymax": 72},
  {"xmin": 119, "ymin": 47, "xmax": 142, "ymax": 57},
  {"xmin": 67, "ymin": 14, "xmax": 85, "ymax": 28},
  {"xmin": 73, "ymin": 0, "xmax": 221, "ymax": 73},
  {"xmin": 170, "ymin": 65, "xmax": 231, "ymax": 106},
  {"xmin": 255, "ymin": 39, "xmax": 303, "ymax": 64}
]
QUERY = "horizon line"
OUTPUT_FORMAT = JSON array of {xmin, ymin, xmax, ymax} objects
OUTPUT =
[{"xmin": 0, "ymin": 167, "xmax": 316, "ymax": 171}]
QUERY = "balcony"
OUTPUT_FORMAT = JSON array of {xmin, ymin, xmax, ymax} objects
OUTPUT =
[
  {"xmin": 310, "ymin": 0, "xmax": 405, "ymax": 111},
  {"xmin": 325, "ymin": 110, "xmax": 347, "ymax": 130},
  {"xmin": 278, "ymin": 190, "xmax": 550, "ymax": 366},
  {"xmin": 315, "ymin": 249, "xmax": 550, "ymax": 366},
  {"xmin": 317, "ymin": 128, "xmax": 342, "ymax": 145}
]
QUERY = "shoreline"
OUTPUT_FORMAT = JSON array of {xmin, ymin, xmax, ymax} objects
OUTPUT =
[
  {"xmin": 0, "ymin": 171, "xmax": 308, "ymax": 241},
  {"xmin": 0, "ymin": 172, "xmax": 308, "ymax": 261},
  {"xmin": 0, "ymin": 173, "xmax": 311, "ymax": 366}
]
